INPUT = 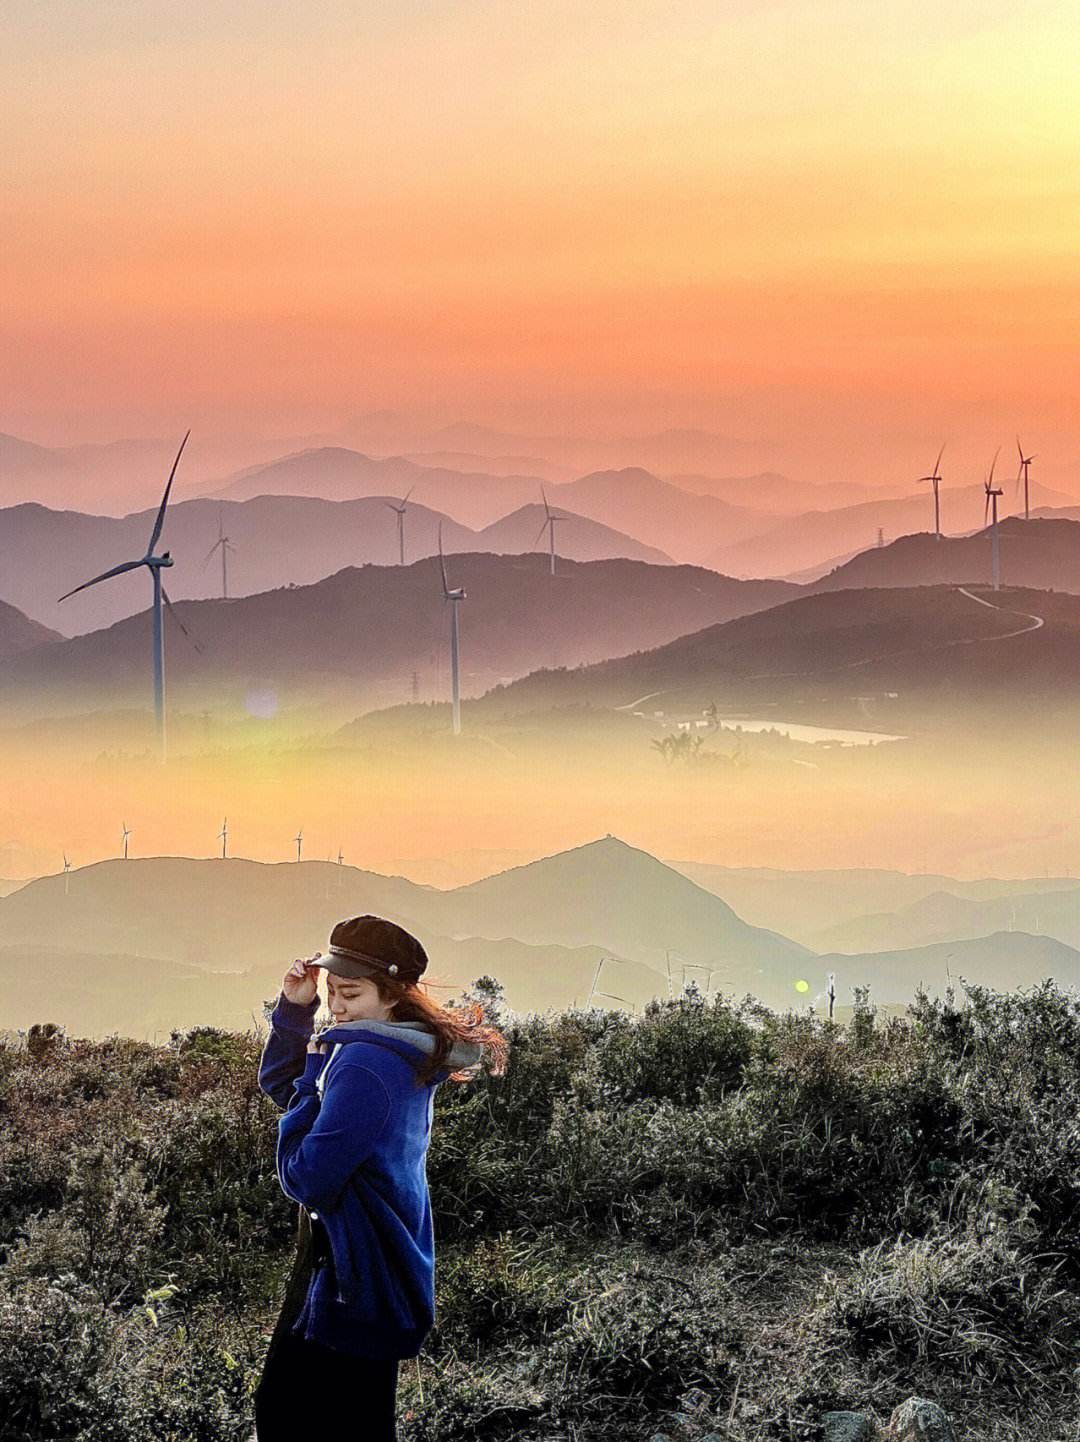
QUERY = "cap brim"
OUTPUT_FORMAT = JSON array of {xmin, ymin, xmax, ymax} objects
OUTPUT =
[{"xmin": 309, "ymin": 952, "xmax": 381, "ymax": 981}]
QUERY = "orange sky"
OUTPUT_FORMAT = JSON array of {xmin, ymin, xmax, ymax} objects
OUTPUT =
[{"xmin": 3, "ymin": 1, "xmax": 1079, "ymax": 470}]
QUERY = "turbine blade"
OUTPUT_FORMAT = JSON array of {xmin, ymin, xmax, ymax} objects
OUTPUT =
[
  {"xmin": 202, "ymin": 540, "xmax": 220, "ymax": 566},
  {"xmin": 533, "ymin": 518, "xmax": 550, "ymax": 548},
  {"xmin": 162, "ymin": 587, "xmax": 203, "ymax": 652},
  {"xmin": 438, "ymin": 523, "xmax": 450, "ymax": 595},
  {"xmin": 148, "ymin": 429, "xmax": 191, "ymax": 554},
  {"xmin": 541, "ymin": 485, "xmax": 551, "ymax": 519},
  {"xmin": 987, "ymin": 445, "xmax": 1000, "ymax": 488},
  {"xmin": 58, "ymin": 558, "xmax": 143, "ymax": 602},
  {"xmin": 933, "ymin": 442, "xmax": 945, "ymax": 478},
  {"xmin": 402, "ymin": 485, "xmax": 415, "ymax": 505}
]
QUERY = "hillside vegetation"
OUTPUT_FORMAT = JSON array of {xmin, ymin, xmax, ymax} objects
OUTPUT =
[{"xmin": 0, "ymin": 980, "xmax": 1078, "ymax": 1441}]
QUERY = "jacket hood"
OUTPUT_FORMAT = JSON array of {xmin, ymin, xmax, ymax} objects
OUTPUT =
[{"xmin": 318, "ymin": 1018, "xmax": 484, "ymax": 1075}]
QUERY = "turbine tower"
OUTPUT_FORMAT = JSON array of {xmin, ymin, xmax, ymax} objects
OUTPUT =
[
  {"xmin": 121, "ymin": 823, "xmax": 131, "ymax": 861},
  {"xmin": 337, "ymin": 847, "xmax": 344, "ymax": 865},
  {"xmin": 438, "ymin": 523, "xmax": 466, "ymax": 736},
  {"xmin": 58, "ymin": 431, "xmax": 191, "ymax": 762},
  {"xmin": 295, "ymin": 829, "xmax": 303, "ymax": 863},
  {"xmin": 63, "ymin": 853, "xmax": 71, "ymax": 896},
  {"xmin": 219, "ymin": 817, "xmax": 228, "ymax": 860},
  {"xmin": 534, "ymin": 487, "xmax": 569, "ymax": 575},
  {"xmin": 204, "ymin": 506, "xmax": 237, "ymax": 598},
  {"xmin": 917, "ymin": 443, "xmax": 946, "ymax": 540},
  {"xmin": 385, "ymin": 487, "xmax": 415, "ymax": 565},
  {"xmin": 984, "ymin": 447, "xmax": 1004, "ymax": 592},
  {"xmin": 1016, "ymin": 438, "xmax": 1036, "ymax": 522}
]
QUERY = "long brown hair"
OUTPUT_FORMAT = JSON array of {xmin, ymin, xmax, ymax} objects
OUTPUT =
[{"xmin": 373, "ymin": 973, "xmax": 510, "ymax": 1088}]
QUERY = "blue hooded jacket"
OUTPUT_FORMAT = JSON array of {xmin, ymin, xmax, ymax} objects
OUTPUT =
[{"xmin": 258, "ymin": 993, "xmax": 483, "ymax": 1359}]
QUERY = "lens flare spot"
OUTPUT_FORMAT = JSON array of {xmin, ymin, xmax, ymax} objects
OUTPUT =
[
  {"xmin": 794, "ymin": 978, "xmax": 810, "ymax": 993},
  {"xmin": 245, "ymin": 687, "xmax": 279, "ymax": 719}
]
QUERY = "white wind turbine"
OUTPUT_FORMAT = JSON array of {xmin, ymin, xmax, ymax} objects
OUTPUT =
[
  {"xmin": 1016, "ymin": 438, "xmax": 1036, "ymax": 521},
  {"xmin": 534, "ymin": 487, "xmax": 570, "ymax": 575},
  {"xmin": 337, "ymin": 847, "xmax": 345, "ymax": 865},
  {"xmin": 121, "ymin": 823, "xmax": 131, "ymax": 861},
  {"xmin": 917, "ymin": 443, "xmax": 946, "ymax": 541},
  {"xmin": 204, "ymin": 506, "xmax": 237, "ymax": 598},
  {"xmin": 385, "ymin": 487, "xmax": 415, "ymax": 565},
  {"xmin": 63, "ymin": 853, "xmax": 71, "ymax": 896},
  {"xmin": 58, "ymin": 431, "xmax": 192, "ymax": 762},
  {"xmin": 984, "ymin": 447, "xmax": 1004, "ymax": 592},
  {"xmin": 295, "ymin": 828, "xmax": 304, "ymax": 862},
  {"xmin": 438, "ymin": 523, "xmax": 466, "ymax": 736},
  {"xmin": 219, "ymin": 817, "xmax": 228, "ymax": 860}
]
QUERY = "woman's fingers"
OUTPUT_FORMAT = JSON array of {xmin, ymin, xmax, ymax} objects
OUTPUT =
[{"xmin": 282, "ymin": 956, "xmax": 320, "ymax": 1003}]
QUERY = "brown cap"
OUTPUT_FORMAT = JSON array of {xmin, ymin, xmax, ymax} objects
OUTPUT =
[{"xmin": 310, "ymin": 915, "xmax": 428, "ymax": 984}]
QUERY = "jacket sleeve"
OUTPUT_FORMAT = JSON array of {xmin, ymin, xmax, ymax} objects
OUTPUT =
[
  {"xmin": 276, "ymin": 1052, "xmax": 392, "ymax": 1214},
  {"xmin": 258, "ymin": 993, "xmax": 320, "ymax": 1111}
]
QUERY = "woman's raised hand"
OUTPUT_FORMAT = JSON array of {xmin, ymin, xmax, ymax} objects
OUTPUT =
[{"xmin": 282, "ymin": 956, "xmax": 320, "ymax": 1006}]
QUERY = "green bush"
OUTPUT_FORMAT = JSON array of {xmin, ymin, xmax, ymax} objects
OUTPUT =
[{"xmin": 1, "ymin": 980, "xmax": 1078, "ymax": 1440}]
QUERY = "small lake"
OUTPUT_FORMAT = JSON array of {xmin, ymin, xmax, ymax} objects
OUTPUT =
[{"xmin": 715, "ymin": 718, "xmax": 905, "ymax": 746}]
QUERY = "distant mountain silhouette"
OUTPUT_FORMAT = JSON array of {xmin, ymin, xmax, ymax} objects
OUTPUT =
[
  {"xmin": 810, "ymin": 884, "xmax": 1080, "ymax": 955},
  {"xmin": 369, "ymin": 422, "xmax": 761, "ymax": 477},
  {"xmin": 705, "ymin": 485, "xmax": 1080, "ymax": 579},
  {"xmin": 200, "ymin": 447, "xmax": 551, "ymax": 528},
  {"xmin": 668, "ymin": 861, "xmax": 1080, "ymax": 950},
  {"xmin": 0, "ymin": 599, "xmax": 61, "ymax": 660},
  {"xmin": 812, "ymin": 931, "xmax": 1080, "ymax": 1004},
  {"xmin": 3, "ymin": 494, "xmax": 664, "ymax": 636},
  {"xmin": 203, "ymin": 452, "xmax": 774, "ymax": 562},
  {"xmin": 401, "ymin": 451, "xmax": 574, "ymax": 483},
  {"xmin": 0, "ymin": 945, "xmax": 236, "ymax": 1036},
  {"xmin": 0, "ymin": 934, "xmax": 663, "ymax": 1038},
  {"xmin": 0, "ymin": 857, "xmax": 431, "ymax": 971},
  {"xmin": 478, "ymin": 584, "xmax": 1080, "ymax": 721},
  {"xmin": 412, "ymin": 836, "xmax": 811, "ymax": 1001},
  {"xmin": 809, "ymin": 518, "xmax": 1080, "ymax": 595},
  {"xmin": 668, "ymin": 472, "xmax": 889, "ymax": 514},
  {"xmin": 477, "ymin": 504, "xmax": 671, "ymax": 565},
  {"xmin": 0, "ymin": 843, "xmax": 810, "ymax": 1032},
  {"xmin": 549, "ymin": 468, "xmax": 772, "ymax": 564},
  {"xmin": 0, "ymin": 431, "xmax": 313, "ymax": 512},
  {"xmin": 0, "ymin": 554, "xmax": 798, "ymax": 720}
]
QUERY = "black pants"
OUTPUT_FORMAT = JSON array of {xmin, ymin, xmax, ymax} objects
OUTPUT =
[
  {"xmin": 255, "ymin": 1209, "xmax": 400, "ymax": 1441},
  {"xmin": 254, "ymin": 1332, "xmax": 399, "ymax": 1440}
]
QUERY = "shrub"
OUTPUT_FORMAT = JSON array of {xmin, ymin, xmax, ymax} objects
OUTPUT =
[{"xmin": 810, "ymin": 1210, "xmax": 1080, "ymax": 1392}]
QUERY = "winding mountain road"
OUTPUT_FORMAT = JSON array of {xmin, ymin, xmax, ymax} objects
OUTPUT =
[{"xmin": 955, "ymin": 586, "xmax": 1045, "ymax": 638}]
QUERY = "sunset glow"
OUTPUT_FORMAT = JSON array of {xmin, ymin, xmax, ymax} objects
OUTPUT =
[{"xmin": 4, "ymin": 0, "xmax": 1079, "ymax": 468}]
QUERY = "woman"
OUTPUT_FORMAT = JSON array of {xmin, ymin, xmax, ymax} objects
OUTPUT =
[{"xmin": 255, "ymin": 914, "xmax": 508, "ymax": 1441}]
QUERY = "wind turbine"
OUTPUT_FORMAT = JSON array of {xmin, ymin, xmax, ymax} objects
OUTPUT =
[
  {"xmin": 984, "ymin": 447, "xmax": 1004, "ymax": 592},
  {"xmin": 121, "ymin": 823, "xmax": 131, "ymax": 861},
  {"xmin": 438, "ymin": 523, "xmax": 466, "ymax": 736},
  {"xmin": 1016, "ymin": 438, "xmax": 1036, "ymax": 521},
  {"xmin": 58, "ymin": 430, "xmax": 192, "ymax": 762},
  {"xmin": 337, "ymin": 847, "xmax": 345, "ymax": 865},
  {"xmin": 63, "ymin": 853, "xmax": 71, "ymax": 896},
  {"xmin": 917, "ymin": 443, "xmax": 946, "ymax": 540},
  {"xmin": 295, "ymin": 829, "xmax": 304, "ymax": 862},
  {"xmin": 385, "ymin": 487, "xmax": 415, "ymax": 565},
  {"xmin": 534, "ymin": 487, "xmax": 569, "ymax": 575},
  {"xmin": 203, "ymin": 506, "xmax": 237, "ymax": 598},
  {"xmin": 219, "ymin": 817, "xmax": 228, "ymax": 860}
]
